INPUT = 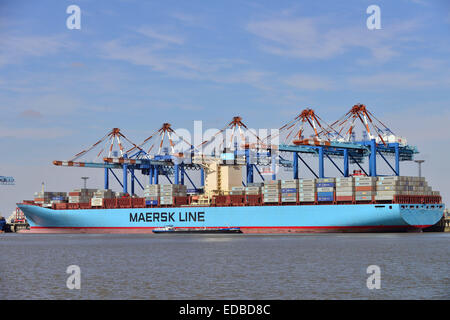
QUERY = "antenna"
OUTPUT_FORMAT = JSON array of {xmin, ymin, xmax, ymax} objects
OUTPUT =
[
  {"xmin": 414, "ymin": 160, "xmax": 425, "ymax": 177},
  {"xmin": 81, "ymin": 176, "xmax": 89, "ymax": 189}
]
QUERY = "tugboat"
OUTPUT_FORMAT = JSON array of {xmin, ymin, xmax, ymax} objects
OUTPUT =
[{"xmin": 152, "ymin": 225, "xmax": 242, "ymax": 234}]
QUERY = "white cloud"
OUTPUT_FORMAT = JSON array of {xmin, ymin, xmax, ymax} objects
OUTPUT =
[
  {"xmin": 284, "ymin": 74, "xmax": 335, "ymax": 91},
  {"xmin": 410, "ymin": 58, "xmax": 447, "ymax": 71},
  {"xmin": 98, "ymin": 37, "xmax": 270, "ymax": 89},
  {"xmin": 348, "ymin": 72, "xmax": 441, "ymax": 89},
  {"xmin": 136, "ymin": 26, "xmax": 185, "ymax": 45},
  {"xmin": 0, "ymin": 34, "xmax": 73, "ymax": 68},
  {"xmin": 247, "ymin": 17, "xmax": 421, "ymax": 63},
  {"xmin": 170, "ymin": 12, "xmax": 200, "ymax": 26}
]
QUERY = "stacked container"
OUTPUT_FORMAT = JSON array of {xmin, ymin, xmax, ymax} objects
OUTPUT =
[
  {"xmin": 376, "ymin": 176, "xmax": 406, "ymax": 201},
  {"xmin": 159, "ymin": 184, "xmax": 187, "ymax": 205},
  {"xmin": 404, "ymin": 177, "xmax": 430, "ymax": 195},
  {"xmin": 144, "ymin": 185, "xmax": 160, "ymax": 205},
  {"xmin": 335, "ymin": 177, "xmax": 354, "ymax": 201},
  {"xmin": 245, "ymin": 185, "xmax": 261, "ymax": 195},
  {"xmin": 68, "ymin": 189, "xmax": 96, "ymax": 203},
  {"xmin": 262, "ymin": 180, "xmax": 281, "ymax": 203},
  {"xmin": 354, "ymin": 176, "xmax": 376, "ymax": 201},
  {"xmin": 50, "ymin": 194, "xmax": 68, "ymax": 205},
  {"xmin": 281, "ymin": 179, "xmax": 298, "ymax": 203},
  {"xmin": 34, "ymin": 191, "xmax": 68, "ymax": 206},
  {"xmin": 316, "ymin": 178, "xmax": 335, "ymax": 202},
  {"xmin": 93, "ymin": 189, "xmax": 114, "ymax": 198},
  {"xmin": 248, "ymin": 182, "xmax": 264, "ymax": 187},
  {"xmin": 298, "ymin": 178, "xmax": 316, "ymax": 202},
  {"xmin": 230, "ymin": 186, "xmax": 245, "ymax": 195},
  {"xmin": 91, "ymin": 189, "xmax": 115, "ymax": 207},
  {"xmin": 375, "ymin": 176, "xmax": 435, "ymax": 200}
]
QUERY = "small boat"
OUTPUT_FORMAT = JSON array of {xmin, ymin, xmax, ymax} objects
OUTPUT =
[{"xmin": 152, "ymin": 225, "xmax": 242, "ymax": 234}]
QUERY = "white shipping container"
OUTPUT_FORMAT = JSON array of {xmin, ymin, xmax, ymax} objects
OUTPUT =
[
  {"xmin": 316, "ymin": 178, "xmax": 335, "ymax": 183},
  {"xmin": 355, "ymin": 191, "xmax": 374, "ymax": 196},
  {"xmin": 336, "ymin": 192, "xmax": 353, "ymax": 197},
  {"xmin": 91, "ymin": 198, "xmax": 103, "ymax": 206},
  {"xmin": 317, "ymin": 187, "xmax": 334, "ymax": 192},
  {"xmin": 355, "ymin": 182, "xmax": 376, "ymax": 186},
  {"xmin": 375, "ymin": 195, "xmax": 395, "ymax": 200},
  {"xmin": 335, "ymin": 177, "xmax": 354, "ymax": 182},
  {"xmin": 281, "ymin": 198, "xmax": 297, "ymax": 202},
  {"xmin": 336, "ymin": 187, "xmax": 354, "ymax": 192},
  {"xmin": 298, "ymin": 188, "xmax": 316, "ymax": 193},
  {"xmin": 354, "ymin": 176, "xmax": 376, "ymax": 182}
]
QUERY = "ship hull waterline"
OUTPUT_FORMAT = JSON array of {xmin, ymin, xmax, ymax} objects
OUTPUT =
[{"xmin": 17, "ymin": 203, "xmax": 444, "ymax": 234}]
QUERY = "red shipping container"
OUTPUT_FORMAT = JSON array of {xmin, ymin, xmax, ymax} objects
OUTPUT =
[
  {"xmin": 174, "ymin": 196, "xmax": 189, "ymax": 206},
  {"xmin": 79, "ymin": 203, "xmax": 91, "ymax": 209},
  {"xmin": 118, "ymin": 198, "xmax": 132, "ymax": 208},
  {"xmin": 336, "ymin": 196, "xmax": 353, "ymax": 201},
  {"xmin": 131, "ymin": 198, "xmax": 145, "ymax": 208},
  {"xmin": 55, "ymin": 203, "xmax": 68, "ymax": 210},
  {"xmin": 67, "ymin": 203, "xmax": 79, "ymax": 209},
  {"xmin": 355, "ymin": 186, "xmax": 374, "ymax": 191},
  {"xmin": 230, "ymin": 195, "xmax": 245, "ymax": 206}
]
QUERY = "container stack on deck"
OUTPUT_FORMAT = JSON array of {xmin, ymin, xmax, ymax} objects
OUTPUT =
[
  {"xmin": 376, "ymin": 176, "xmax": 437, "ymax": 201},
  {"xmin": 355, "ymin": 176, "xmax": 376, "ymax": 201},
  {"xmin": 69, "ymin": 189, "xmax": 96, "ymax": 203},
  {"xmin": 28, "ymin": 175, "xmax": 442, "ymax": 211},
  {"xmin": 336, "ymin": 177, "xmax": 354, "ymax": 202},
  {"xmin": 245, "ymin": 183, "xmax": 263, "ymax": 195},
  {"xmin": 230, "ymin": 186, "xmax": 245, "ymax": 195},
  {"xmin": 144, "ymin": 184, "xmax": 160, "ymax": 206},
  {"xmin": 34, "ymin": 191, "xmax": 68, "ymax": 207},
  {"xmin": 299, "ymin": 178, "xmax": 316, "ymax": 203},
  {"xmin": 316, "ymin": 178, "xmax": 335, "ymax": 202},
  {"xmin": 91, "ymin": 189, "xmax": 114, "ymax": 207},
  {"xmin": 263, "ymin": 180, "xmax": 281, "ymax": 203},
  {"xmin": 281, "ymin": 179, "xmax": 298, "ymax": 203},
  {"xmin": 159, "ymin": 184, "xmax": 187, "ymax": 205}
]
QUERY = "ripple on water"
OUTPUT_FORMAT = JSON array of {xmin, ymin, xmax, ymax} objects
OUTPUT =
[{"xmin": 0, "ymin": 233, "xmax": 449, "ymax": 299}]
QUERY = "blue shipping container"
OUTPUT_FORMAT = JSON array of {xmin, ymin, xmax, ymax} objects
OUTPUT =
[
  {"xmin": 146, "ymin": 200, "xmax": 158, "ymax": 205},
  {"xmin": 318, "ymin": 196, "xmax": 334, "ymax": 201},
  {"xmin": 317, "ymin": 192, "xmax": 334, "ymax": 197},
  {"xmin": 316, "ymin": 183, "xmax": 335, "ymax": 188},
  {"xmin": 281, "ymin": 188, "xmax": 297, "ymax": 193}
]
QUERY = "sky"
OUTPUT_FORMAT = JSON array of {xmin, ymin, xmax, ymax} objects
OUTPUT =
[{"xmin": 0, "ymin": 0, "xmax": 449, "ymax": 217}]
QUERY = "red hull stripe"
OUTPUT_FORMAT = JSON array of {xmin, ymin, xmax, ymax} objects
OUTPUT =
[{"xmin": 30, "ymin": 225, "xmax": 431, "ymax": 230}]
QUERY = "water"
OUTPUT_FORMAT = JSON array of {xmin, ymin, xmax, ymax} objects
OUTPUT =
[{"xmin": 0, "ymin": 233, "xmax": 449, "ymax": 300}]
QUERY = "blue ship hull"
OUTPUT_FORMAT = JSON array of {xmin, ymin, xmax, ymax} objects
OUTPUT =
[{"xmin": 17, "ymin": 203, "xmax": 444, "ymax": 234}]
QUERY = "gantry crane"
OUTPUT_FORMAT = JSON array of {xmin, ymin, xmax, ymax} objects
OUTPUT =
[{"xmin": 51, "ymin": 104, "xmax": 419, "ymax": 192}]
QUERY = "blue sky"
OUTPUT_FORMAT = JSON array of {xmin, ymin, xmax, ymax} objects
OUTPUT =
[{"xmin": 0, "ymin": 0, "xmax": 449, "ymax": 216}]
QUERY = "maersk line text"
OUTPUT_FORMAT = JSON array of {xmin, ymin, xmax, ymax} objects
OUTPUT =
[{"xmin": 130, "ymin": 211, "xmax": 205, "ymax": 223}]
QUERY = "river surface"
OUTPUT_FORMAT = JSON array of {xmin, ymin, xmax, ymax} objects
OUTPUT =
[{"xmin": 0, "ymin": 233, "xmax": 449, "ymax": 299}]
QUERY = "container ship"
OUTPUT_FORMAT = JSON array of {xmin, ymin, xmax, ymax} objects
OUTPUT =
[{"xmin": 17, "ymin": 105, "xmax": 445, "ymax": 233}]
